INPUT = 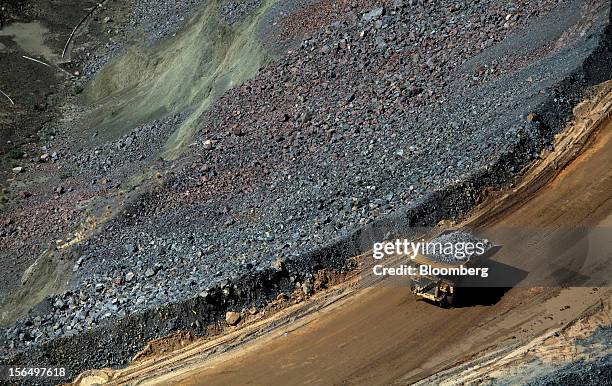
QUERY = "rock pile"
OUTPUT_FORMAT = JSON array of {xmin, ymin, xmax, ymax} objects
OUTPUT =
[{"xmin": 219, "ymin": 0, "xmax": 263, "ymax": 25}]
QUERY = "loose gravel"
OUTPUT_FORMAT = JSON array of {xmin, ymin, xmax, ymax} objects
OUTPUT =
[
  {"xmin": 130, "ymin": 0, "xmax": 207, "ymax": 44},
  {"xmin": 526, "ymin": 355, "xmax": 612, "ymax": 386},
  {"xmin": 220, "ymin": 0, "xmax": 263, "ymax": 25},
  {"xmin": 68, "ymin": 112, "xmax": 189, "ymax": 181}
]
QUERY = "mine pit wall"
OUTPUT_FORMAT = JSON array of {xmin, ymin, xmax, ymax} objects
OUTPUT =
[{"xmin": 5, "ymin": 5, "xmax": 612, "ymax": 379}]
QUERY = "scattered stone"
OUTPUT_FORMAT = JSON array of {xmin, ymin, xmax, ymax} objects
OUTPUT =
[
  {"xmin": 73, "ymin": 257, "xmax": 84, "ymax": 272},
  {"xmin": 375, "ymin": 36, "xmax": 387, "ymax": 50},
  {"xmin": 12, "ymin": 166, "xmax": 23, "ymax": 174},
  {"xmin": 53, "ymin": 299, "xmax": 66, "ymax": 310},
  {"xmin": 112, "ymin": 275, "xmax": 124, "ymax": 286},
  {"xmin": 362, "ymin": 7, "xmax": 385, "ymax": 22},
  {"xmin": 225, "ymin": 311, "xmax": 241, "ymax": 326},
  {"xmin": 276, "ymin": 293, "xmax": 288, "ymax": 301},
  {"xmin": 124, "ymin": 243, "xmax": 138, "ymax": 254},
  {"xmin": 301, "ymin": 282, "xmax": 313, "ymax": 296},
  {"xmin": 231, "ymin": 126, "xmax": 243, "ymax": 136},
  {"xmin": 271, "ymin": 257, "xmax": 285, "ymax": 271}
]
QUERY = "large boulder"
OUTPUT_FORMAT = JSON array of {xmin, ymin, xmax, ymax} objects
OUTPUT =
[{"xmin": 225, "ymin": 311, "xmax": 241, "ymax": 326}]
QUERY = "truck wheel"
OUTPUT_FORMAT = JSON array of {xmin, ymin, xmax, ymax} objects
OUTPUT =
[
  {"xmin": 445, "ymin": 294, "xmax": 455, "ymax": 307},
  {"xmin": 409, "ymin": 280, "xmax": 417, "ymax": 294}
]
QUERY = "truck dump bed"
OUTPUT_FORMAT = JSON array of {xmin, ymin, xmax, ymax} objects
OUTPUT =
[{"xmin": 409, "ymin": 230, "xmax": 502, "ymax": 306}]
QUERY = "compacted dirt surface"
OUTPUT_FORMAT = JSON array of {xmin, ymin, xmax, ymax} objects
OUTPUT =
[
  {"xmin": 75, "ymin": 82, "xmax": 612, "ymax": 385},
  {"xmin": 0, "ymin": 0, "xmax": 611, "ymax": 383}
]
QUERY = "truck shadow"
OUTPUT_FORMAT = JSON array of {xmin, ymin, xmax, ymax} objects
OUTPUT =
[
  {"xmin": 450, "ymin": 287, "xmax": 513, "ymax": 307},
  {"xmin": 435, "ymin": 259, "xmax": 529, "ymax": 308}
]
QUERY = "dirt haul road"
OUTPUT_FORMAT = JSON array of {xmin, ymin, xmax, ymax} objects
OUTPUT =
[{"xmin": 75, "ymin": 84, "xmax": 612, "ymax": 385}]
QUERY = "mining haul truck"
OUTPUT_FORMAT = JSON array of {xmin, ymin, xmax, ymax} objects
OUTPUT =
[{"xmin": 409, "ymin": 231, "xmax": 502, "ymax": 307}]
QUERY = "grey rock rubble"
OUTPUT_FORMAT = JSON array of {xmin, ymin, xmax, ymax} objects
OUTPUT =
[
  {"xmin": 526, "ymin": 354, "xmax": 612, "ymax": 386},
  {"xmin": 220, "ymin": 0, "xmax": 263, "ymax": 25},
  {"xmin": 131, "ymin": 0, "xmax": 207, "ymax": 43}
]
